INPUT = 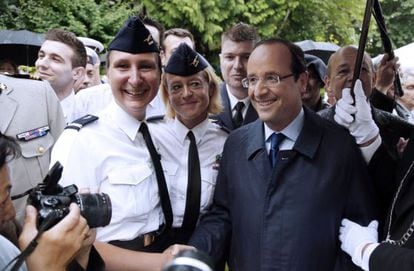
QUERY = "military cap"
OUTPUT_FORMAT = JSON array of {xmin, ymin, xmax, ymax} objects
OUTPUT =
[
  {"xmin": 108, "ymin": 16, "xmax": 159, "ymax": 53},
  {"xmin": 305, "ymin": 54, "xmax": 326, "ymax": 85},
  {"xmin": 164, "ymin": 43, "xmax": 208, "ymax": 76},
  {"xmin": 78, "ymin": 37, "xmax": 104, "ymax": 53}
]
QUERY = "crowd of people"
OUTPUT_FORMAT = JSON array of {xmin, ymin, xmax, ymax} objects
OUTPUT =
[{"xmin": 1, "ymin": 12, "xmax": 414, "ymax": 271}]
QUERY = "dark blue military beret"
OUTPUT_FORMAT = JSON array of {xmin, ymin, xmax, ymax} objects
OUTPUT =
[
  {"xmin": 164, "ymin": 43, "xmax": 208, "ymax": 76},
  {"xmin": 305, "ymin": 54, "xmax": 326, "ymax": 85},
  {"xmin": 108, "ymin": 16, "xmax": 159, "ymax": 53}
]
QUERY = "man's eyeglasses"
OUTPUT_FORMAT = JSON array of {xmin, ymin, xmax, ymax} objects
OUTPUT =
[{"xmin": 241, "ymin": 74, "xmax": 294, "ymax": 88}]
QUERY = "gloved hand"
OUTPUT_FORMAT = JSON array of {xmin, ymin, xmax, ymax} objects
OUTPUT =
[
  {"xmin": 339, "ymin": 218, "xmax": 378, "ymax": 268},
  {"xmin": 334, "ymin": 79, "xmax": 379, "ymax": 145}
]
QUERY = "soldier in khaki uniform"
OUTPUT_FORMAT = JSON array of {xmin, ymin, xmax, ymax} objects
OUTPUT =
[{"xmin": 0, "ymin": 74, "xmax": 65, "ymax": 223}]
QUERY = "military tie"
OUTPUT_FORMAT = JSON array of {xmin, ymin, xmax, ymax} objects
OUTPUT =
[
  {"xmin": 269, "ymin": 133, "xmax": 285, "ymax": 168},
  {"xmin": 182, "ymin": 131, "xmax": 201, "ymax": 230},
  {"xmin": 232, "ymin": 101, "xmax": 245, "ymax": 128},
  {"xmin": 139, "ymin": 122, "xmax": 173, "ymax": 231}
]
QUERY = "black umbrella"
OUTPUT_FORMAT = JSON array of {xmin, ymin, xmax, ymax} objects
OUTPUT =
[
  {"xmin": 0, "ymin": 30, "xmax": 44, "ymax": 66},
  {"xmin": 295, "ymin": 40, "xmax": 340, "ymax": 64}
]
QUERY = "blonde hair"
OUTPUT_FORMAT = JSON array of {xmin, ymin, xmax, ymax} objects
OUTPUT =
[{"xmin": 161, "ymin": 68, "xmax": 222, "ymax": 119}]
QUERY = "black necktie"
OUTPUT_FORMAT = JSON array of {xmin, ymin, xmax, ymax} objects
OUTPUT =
[
  {"xmin": 269, "ymin": 133, "xmax": 285, "ymax": 167},
  {"xmin": 139, "ymin": 122, "xmax": 173, "ymax": 231},
  {"xmin": 182, "ymin": 131, "xmax": 201, "ymax": 231},
  {"xmin": 232, "ymin": 102, "xmax": 245, "ymax": 128}
]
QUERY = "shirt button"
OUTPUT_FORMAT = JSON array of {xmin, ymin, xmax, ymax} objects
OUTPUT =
[{"xmin": 38, "ymin": 146, "xmax": 45, "ymax": 154}]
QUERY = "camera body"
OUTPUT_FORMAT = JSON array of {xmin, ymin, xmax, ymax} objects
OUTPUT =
[{"xmin": 27, "ymin": 162, "xmax": 112, "ymax": 230}]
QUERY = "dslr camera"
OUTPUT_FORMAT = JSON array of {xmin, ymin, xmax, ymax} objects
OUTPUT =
[{"xmin": 27, "ymin": 162, "xmax": 112, "ymax": 230}]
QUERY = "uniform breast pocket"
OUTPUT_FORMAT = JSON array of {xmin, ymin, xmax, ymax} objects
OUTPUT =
[
  {"xmin": 18, "ymin": 132, "xmax": 55, "ymax": 186},
  {"xmin": 19, "ymin": 131, "xmax": 54, "ymax": 159},
  {"xmin": 105, "ymin": 163, "xmax": 157, "ymax": 222},
  {"xmin": 200, "ymin": 167, "xmax": 218, "ymax": 211},
  {"xmin": 161, "ymin": 161, "xmax": 179, "ymax": 197}
]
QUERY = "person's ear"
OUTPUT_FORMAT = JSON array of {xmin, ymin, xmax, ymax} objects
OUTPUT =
[{"xmin": 72, "ymin": 67, "xmax": 85, "ymax": 81}]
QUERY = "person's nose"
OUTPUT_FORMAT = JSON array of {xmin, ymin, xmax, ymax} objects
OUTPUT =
[
  {"xmin": 182, "ymin": 84, "xmax": 193, "ymax": 98},
  {"xmin": 128, "ymin": 68, "xmax": 143, "ymax": 87},
  {"xmin": 252, "ymin": 78, "xmax": 269, "ymax": 97},
  {"xmin": 233, "ymin": 56, "xmax": 244, "ymax": 71}
]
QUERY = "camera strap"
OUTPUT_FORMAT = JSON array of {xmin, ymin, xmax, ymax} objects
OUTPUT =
[{"xmin": 10, "ymin": 188, "xmax": 34, "ymax": 201}]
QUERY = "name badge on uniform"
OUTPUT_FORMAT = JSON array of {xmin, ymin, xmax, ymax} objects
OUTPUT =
[{"xmin": 16, "ymin": 125, "xmax": 50, "ymax": 141}]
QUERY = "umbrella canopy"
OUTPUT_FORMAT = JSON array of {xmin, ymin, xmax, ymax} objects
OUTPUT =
[
  {"xmin": 373, "ymin": 42, "xmax": 414, "ymax": 69},
  {"xmin": 395, "ymin": 42, "xmax": 414, "ymax": 68},
  {"xmin": 295, "ymin": 40, "xmax": 340, "ymax": 64},
  {"xmin": 0, "ymin": 30, "xmax": 44, "ymax": 66}
]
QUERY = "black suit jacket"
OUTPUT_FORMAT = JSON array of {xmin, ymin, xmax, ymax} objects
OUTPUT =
[
  {"xmin": 210, "ymin": 83, "xmax": 258, "ymax": 131},
  {"xmin": 369, "ymin": 129, "xmax": 414, "ymax": 271}
]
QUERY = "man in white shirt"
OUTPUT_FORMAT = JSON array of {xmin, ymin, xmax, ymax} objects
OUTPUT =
[
  {"xmin": 35, "ymin": 29, "xmax": 86, "ymax": 123},
  {"xmin": 55, "ymin": 16, "xmax": 174, "ymax": 270},
  {"xmin": 211, "ymin": 23, "xmax": 260, "ymax": 130}
]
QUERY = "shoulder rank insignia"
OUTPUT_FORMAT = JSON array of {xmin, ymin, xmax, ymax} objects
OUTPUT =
[
  {"xmin": 16, "ymin": 125, "xmax": 49, "ymax": 141},
  {"xmin": 146, "ymin": 115, "xmax": 165, "ymax": 122},
  {"xmin": 66, "ymin": 114, "xmax": 98, "ymax": 131}
]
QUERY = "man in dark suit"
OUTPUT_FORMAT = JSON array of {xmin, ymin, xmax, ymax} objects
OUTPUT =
[
  {"xmin": 188, "ymin": 38, "xmax": 377, "ymax": 271},
  {"xmin": 211, "ymin": 23, "xmax": 259, "ymax": 130},
  {"xmin": 319, "ymin": 46, "xmax": 414, "ymax": 234}
]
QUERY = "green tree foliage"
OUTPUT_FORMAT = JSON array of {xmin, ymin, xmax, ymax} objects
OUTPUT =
[
  {"xmin": 368, "ymin": 0, "xmax": 414, "ymax": 55},
  {"xmin": 0, "ymin": 0, "xmax": 411, "ymax": 64},
  {"xmin": 0, "ymin": 0, "xmax": 134, "ymax": 45}
]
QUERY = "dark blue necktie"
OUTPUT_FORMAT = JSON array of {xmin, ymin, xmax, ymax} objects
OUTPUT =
[{"xmin": 269, "ymin": 133, "xmax": 285, "ymax": 167}]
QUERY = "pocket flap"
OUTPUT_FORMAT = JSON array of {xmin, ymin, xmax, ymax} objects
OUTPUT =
[
  {"xmin": 108, "ymin": 163, "xmax": 153, "ymax": 185},
  {"xmin": 20, "ymin": 133, "xmax": 54, "ymax": 158}
]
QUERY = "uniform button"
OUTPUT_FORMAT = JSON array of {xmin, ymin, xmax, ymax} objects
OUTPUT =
[{"xmin": 38, "ymin": 146, "xmax": 45, "ymax": 154}]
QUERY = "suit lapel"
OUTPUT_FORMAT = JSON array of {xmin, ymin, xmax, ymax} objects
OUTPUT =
[
  {"xmin": 0, "ymin": 84, "xmax": 17, "ymax": 133},
  {"xmin": 219, "ymin": 84, "xmax": 235, "ymax": 130},
  {"xmin": 246, "ymin": 119, "xmax": 272, "ymax": 180},
  {"xmin": 243, "ymin": 103, "xmax": 258, "ymax": 125}
]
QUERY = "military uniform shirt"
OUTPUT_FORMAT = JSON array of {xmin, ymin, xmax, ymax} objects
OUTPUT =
[
  {"xmin": 149, "ymin": 118, "xmax": 228, "ymax": 227},
  {"xmin": 59, "ymin": 101, "xmax": 162, "ymax": 242},
  {"xmin": 0, "ymin": 74, "xmax": 65, "ymax": 223}
]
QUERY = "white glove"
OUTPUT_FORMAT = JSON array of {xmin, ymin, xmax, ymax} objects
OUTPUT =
[
  {"xmin": 334, "ymin": 79, "xmax": 379, "ymax": 145},
  {"xmin": 339, "ymin": 218, "xmax": 378, "ymax": 268}
]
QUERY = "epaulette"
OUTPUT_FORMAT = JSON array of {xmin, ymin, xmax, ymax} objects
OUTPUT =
[
  {"xmin": 65, "ymin": 114, "xmax": 98, "ymax": 131},
  {"xmin": 4, "ymin": 73, "xmax": 42, "ymax": 81},
  {"xmin": 209, "ymin": 118, "xmax": 231, "ymax": 134},
  {"xmin": 146, "ymin": 115, "xmax": 165, "ymax": 122}
]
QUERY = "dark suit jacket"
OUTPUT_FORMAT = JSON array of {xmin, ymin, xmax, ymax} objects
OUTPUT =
[
  {"xmin": 210, "ymin": 83, "xmax": 258, "ymax": 131},
  {"xmin": 369, "ymin": 129, "xmax": 414, "ymax": 271},
  {"xmin": 190, "ymin": 107, "xmax": 377, "ymax": 271}
]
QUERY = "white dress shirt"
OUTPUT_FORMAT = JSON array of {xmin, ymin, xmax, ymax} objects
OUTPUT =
[
  {"xmin": 149, "ymin": 117, "xmax": 228, "ymax": 228},
  {"xmin": 60, "ymin": 90, "xmax": 78, "ymax": 123},
  {"xmin": 58, "ymin": 101, "xmax": 162, "ymax": 242},
  {"xmin": 226, "ymin": 84, "xmax": 250, "ymax": 118},
  {"xmin": 264, "ymin": 108, "xmax": 305, "ymax": 153}
]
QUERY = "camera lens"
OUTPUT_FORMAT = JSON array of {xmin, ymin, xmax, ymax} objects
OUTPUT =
[
  {"xmin": 163, "ymin": 250, "xmax": 214, "ymax": 271},
  {"xmin": 74, "ymin": 193, "xmax": 112, "ymax": 228}
]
